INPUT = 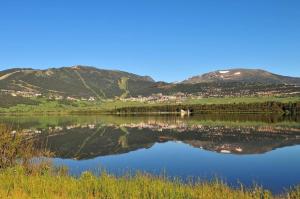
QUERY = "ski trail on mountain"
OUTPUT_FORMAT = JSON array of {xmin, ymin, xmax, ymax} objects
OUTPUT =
[
  {"xmin": 118, "ymin": 77, "xmax": 130, "ymax": 98},
  {"xmin": 73, "ymin": 70, "xmax": 102, "ymax": 99},
  {"xmin": 0, "ymin": 71, "xmax": 20, "ymax": 80}
]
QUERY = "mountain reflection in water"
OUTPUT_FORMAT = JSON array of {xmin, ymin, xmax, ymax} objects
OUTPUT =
[
  {"xmin": 1, "ymin": 114, "xmax": 300, "ymax": 159},
  {"xmin": 2, "ymin": 114, "xmax": 300, "ymax": 193}
]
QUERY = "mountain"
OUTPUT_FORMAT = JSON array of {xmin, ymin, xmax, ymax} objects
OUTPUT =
[
  {"xmin": 0, "ymin": 65, "xmax": 155, "ymax": 99},
  {"xmin": 182, "ymin": 68, "xmax": 300, "ymax": 85},
  {"xmin": 0, "ymin": 66, "xmax": 299, "ymax": 99}
]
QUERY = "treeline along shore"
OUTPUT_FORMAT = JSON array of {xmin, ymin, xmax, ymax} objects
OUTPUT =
[{"xmin": 113, "ymin": 101, "xmax": 300, "ymax": 115}]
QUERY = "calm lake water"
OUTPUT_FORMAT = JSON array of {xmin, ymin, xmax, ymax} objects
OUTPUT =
[{"xmin": 1, "ymin": 114, "xmax": 300, "ymax": 193}]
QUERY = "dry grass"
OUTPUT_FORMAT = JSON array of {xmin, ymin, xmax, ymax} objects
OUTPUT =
[
  {"xmin": 0, "ymin": 125, "xmax": 35, "ymax": 169},
  {"xmin": 0, "ymin": 124, "xmax": 52, "ymax": 171}
]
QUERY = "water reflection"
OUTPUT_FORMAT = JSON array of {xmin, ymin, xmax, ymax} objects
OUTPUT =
[
  {"xmin": 1, "ymin": 114, "xmax": 300, "ymax": 158},
  {"xmin": 1, "ymin": 114, "xmax": 300, "ymax": 193}
]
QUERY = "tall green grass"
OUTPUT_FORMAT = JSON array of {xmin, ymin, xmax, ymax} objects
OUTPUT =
[
  {"xmin": 0, "ymin": 166, "xmax": 276, "ymax": 199},
  {"xmin": 1, "ymin": 165, "xmax": 300, "ymax": 199}
]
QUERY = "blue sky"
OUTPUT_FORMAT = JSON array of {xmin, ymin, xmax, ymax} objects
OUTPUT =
[{"xmin": 0, "ymin": 0, "xmax": 299, "ymax": 82}]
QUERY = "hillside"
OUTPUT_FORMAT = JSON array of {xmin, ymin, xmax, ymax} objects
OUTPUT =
[
  {"xmin": 182, "ymin": 68, "xmax": 300, "ymax": 85},
  {"xmin": 0, "ymin": 66, "xmax": 155, "ymax": 99},
  {"xmin": 0, "ymin": 66, "xmax": 300, "ymax": 100}
]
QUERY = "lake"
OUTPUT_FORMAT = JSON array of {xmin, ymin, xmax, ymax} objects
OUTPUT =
[{"xmin": 1, "ymin": 114, "xmax": 300, "ymax": 193}]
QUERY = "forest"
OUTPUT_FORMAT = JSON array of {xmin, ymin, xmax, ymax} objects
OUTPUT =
[{"xmin": 114, "ymin": 101, "xmax": 300, "ymax": 115}]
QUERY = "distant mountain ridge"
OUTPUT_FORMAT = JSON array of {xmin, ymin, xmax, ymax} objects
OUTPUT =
[
  {"xmin": 0, "ymin": 65, "xmax": 155, "ymax": 98},
  {"xmin": 182, "ymin": 68, "xmax": 300, "ymax": 85},
  {"xmin": 0, "ymin": 66, "xmax": 299, "ymax": 99}
]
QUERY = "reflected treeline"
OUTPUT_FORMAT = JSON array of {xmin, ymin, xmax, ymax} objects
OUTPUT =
[
  {"xmin": 36, "ymin": 125, "xmax": 300, "ymax": 159},
  {"xmin": 1, "ymin": 113, "xmax": 300, "ymax": 130},
  {"xmin": 1, "ymin": 114, "xmax": 300, "ymax": 159}
]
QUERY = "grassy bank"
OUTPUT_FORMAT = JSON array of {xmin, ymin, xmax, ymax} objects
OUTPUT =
[
  {"xmin": 0, "ymin": 96, "xmax": 299, "ymax": 115},
  {"xmin": 0, "ymin": 165, "xmax": 298, "ymax": 199}
]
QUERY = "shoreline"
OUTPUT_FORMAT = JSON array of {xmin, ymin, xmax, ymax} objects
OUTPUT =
[{"xmin": 0, "ymin": 110, "xmax": 295, "ymax": 116}]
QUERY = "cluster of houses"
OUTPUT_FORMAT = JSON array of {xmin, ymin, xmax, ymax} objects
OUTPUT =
[
  {"xmin": 120, "ymin": 92, "xmax": 200, "ymax": 103},
  {"xmin": 0, "ymin": 89, "xmax": 42, "ymax": 98},
  {"xmin": 65, "ymin": 96, "xmax": 96, "ymax": 101},
  {"xmin": 46, "ymin": 95, "xmax": 96, "ymax": 102},
  {"xmin": 0, "ymin": 89, "xmax": 96, "ymax": 102}
]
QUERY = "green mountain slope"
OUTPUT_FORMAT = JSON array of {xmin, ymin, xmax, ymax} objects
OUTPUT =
[
  {"xmin": 0, "ymin": 66, "xmax": 155, "ymax": 98},
  {"xmin": 0, "ymin": 66, "xmax": 299, "ymax": 99}
]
